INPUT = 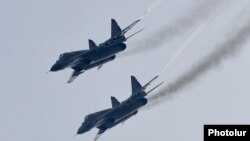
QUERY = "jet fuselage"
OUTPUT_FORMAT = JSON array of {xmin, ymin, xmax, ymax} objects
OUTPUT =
[
  {"xmin": 77, "ymin": 97, "xmax": 147, "ymax": 135},
  {"xmin": 50, "ymin": 43, "xmax": 126, "ymax": 72},
  {"xmin": 97, "ymin": 98, "xmax": 147, "ymax": 129}
]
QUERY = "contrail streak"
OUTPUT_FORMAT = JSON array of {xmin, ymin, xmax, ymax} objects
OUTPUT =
[
  {"xmin": 157, "ymin": 1, "xmax": 224, "ymax": 75},
  {"xmin": 122, "ymin": 0, "xmax": 223, "ymax": 57},
  {"xmin": 145, "ymin": 20, "xmax": 250, "ymax": 109},
  {"xmin": 139, "ymin": 0, "xmax": 162, "ymax": 20}
]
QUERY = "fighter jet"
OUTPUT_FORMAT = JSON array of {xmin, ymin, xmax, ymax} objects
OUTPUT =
[
  {"xmin": 76, "ymin": 75, "xmax": 163, "ymax": 141},
  {"xmin": 50, "ymin": 19, "xmax": 143, "ymax": 83}
]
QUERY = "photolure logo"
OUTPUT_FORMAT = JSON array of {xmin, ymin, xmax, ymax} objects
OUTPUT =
[
  {"xmin": 204, "ymin": 125, "xmax": 250, "ymax": 141},
  {"xmin": 208, "ymin": 129, "xmax": 247, "ymax": 136}
]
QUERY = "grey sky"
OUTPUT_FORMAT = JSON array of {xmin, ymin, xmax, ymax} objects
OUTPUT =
[{"xmin": 0, "ymin": 0, "xmax": 250, "ymax": 141}]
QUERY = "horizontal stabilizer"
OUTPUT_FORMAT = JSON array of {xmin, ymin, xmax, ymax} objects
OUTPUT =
[{"xmin": 111, "ymin": 96, "xmax": 120, "ymax": 107}]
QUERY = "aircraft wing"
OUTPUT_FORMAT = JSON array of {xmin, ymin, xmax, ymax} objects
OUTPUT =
[
  {"xmin": 68, "ymin": 70, "xmax": 84, "ymax": 83},
  {"xmin": 68, "ymin": 61, "xmax": 90, "ymax": 83}
]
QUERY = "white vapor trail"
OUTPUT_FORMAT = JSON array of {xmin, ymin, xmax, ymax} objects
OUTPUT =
[
  {"xmin": 121, "ymin": 0, "xmax": 224, "ymax": 57},
  {"xmin": 157, "ymin": 1, "xmax": 225, "ymax": 76},
  {"xmin": 145, "ymin": 19, "xmax": 250, "ymax": 109},
  {"xmin": 139, "ymin": 0, "xmax": 162, "ymax": 20}
]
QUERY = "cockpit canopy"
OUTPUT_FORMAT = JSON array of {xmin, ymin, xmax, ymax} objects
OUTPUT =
[
  {"xmin": 59, "ymin": 53, "xmax": 67, "ymax": 59},
  {"xmin": 59, "ymin": 54, "xmax": 63, "ymax": 59},
  {"xmin": 84, "ymin": 114, "xmax": 93, "ymax": 121}
]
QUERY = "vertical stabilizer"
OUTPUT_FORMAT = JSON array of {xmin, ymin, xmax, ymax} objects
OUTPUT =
[
  {"xmin": 89, "ymin": 39, "xmax": 97, "ymax": 50},
  {"xmin": 131, "ymin": 76, "xmax": 143, "ymax": 96},
  {"xmin": 111, "ymin": 96, "xmax": 120, "ymax": 107},
  {"xmin": 111, "ymin": 19, "xmax": 122, "ymax": 38}
]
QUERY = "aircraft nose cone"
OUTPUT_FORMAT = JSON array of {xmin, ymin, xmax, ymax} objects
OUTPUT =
[
  {"xmin": 77, "ymin": 125, "xmax": 90, "ymax": 135},
  {"xmin": 50, "ymin": 63, "xmax": 61, "ymax": 72},
  {"xmin": 77, "ymin": 129, "xmax": 83, "ymax": 135},
  {"xmin": 50, "ymin": 65, "xmax": 57, "ymax": 72}
]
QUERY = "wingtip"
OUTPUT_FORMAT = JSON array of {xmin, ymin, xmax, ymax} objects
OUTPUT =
[
  {"xmin": 94, "ymin": 134, "xmax": 101, "ymax": 141},
  {"xmin": 67, "ymin": 76, "xmax": 76, "ymax": 84}
]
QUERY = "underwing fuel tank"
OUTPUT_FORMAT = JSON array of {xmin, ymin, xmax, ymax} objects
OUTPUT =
[{"xmin": 86, "ymin": 56, "xmax": 116, "ymax": 70}]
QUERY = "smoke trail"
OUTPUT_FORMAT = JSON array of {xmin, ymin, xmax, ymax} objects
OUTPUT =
[
  {"xmin": 139, "ymin": 0, "xmax": 162, "ymax": 20},
  {"xmin": 157, "ymin": 1, "xmax": 224, "ymax": 76},
  {"xmin": 145, "ymin": 21, "xmax": 250, "ymax": 109},
  {"xmin": 122, "ymin": 0, "xmax": 224, "ymax": 57}
]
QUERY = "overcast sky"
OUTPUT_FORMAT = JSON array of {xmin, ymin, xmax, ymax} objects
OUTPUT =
[{"xmin": 1, "ymin": 0, "xmax": 250, "ymax": 141}]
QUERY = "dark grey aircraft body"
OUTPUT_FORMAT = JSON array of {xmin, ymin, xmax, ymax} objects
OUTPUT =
[
  {"xmin": 50, "ymin": 19, "xmax": 142, "ymax": 83},
  {"xmin": 76, "ymin": 75, "xmax": 163, "ymax": 140}
]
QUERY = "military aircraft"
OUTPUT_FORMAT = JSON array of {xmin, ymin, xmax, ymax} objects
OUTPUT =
[
  {"xmin": 50, "ymin": 19, "xmax": 143, "ymax": 83},
  {"xmin": 76, "ymin": 75, "xmax": 163, "ymax": 141}
]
